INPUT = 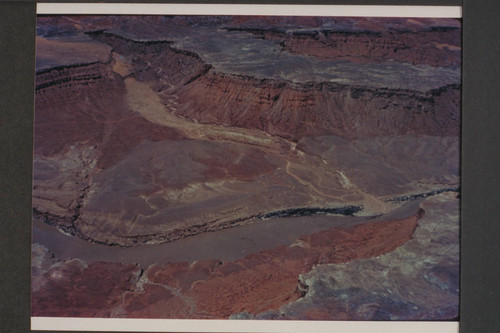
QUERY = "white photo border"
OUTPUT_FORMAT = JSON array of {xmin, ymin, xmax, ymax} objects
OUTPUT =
[{"xmin": 33, "ymin": 3, "xmax": 462, "ymax": 332}]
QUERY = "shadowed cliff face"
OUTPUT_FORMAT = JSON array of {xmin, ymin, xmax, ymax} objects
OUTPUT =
[{"xmin": 32, "ymin": 15, "xmax": 460, "ymax": 320}]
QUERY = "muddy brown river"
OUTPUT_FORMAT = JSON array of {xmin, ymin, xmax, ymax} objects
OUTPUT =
[{"xmin": 32, "ymin": 200, "xmax": 421, "ymax": 267}]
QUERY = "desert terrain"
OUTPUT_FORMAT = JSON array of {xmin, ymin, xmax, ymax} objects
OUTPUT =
[{"xmin": 32, "ymin": 15, "xmax": 460, "ymax": 320}]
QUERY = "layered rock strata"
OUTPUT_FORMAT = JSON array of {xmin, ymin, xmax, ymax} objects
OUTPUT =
[
  {"xmin": 33, "ymin": 19, "xmax": 460, "ymax": 246},
  {"xmin": 32, "ymin": 15, "xmax": 460, "ymax": 321},
  {"xmin": 86, "ymin": 30, "xmax": 460, "ymax": 140},
  {"xmin": 243, "ymin": 26, "xmax": 460, "ymax": 67}
]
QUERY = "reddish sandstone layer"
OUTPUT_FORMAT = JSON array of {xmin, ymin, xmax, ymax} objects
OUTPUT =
[
  {"xmin": 65, "ymin": 29, "xmax": 460, "ymax": 142},
  {"xmin": 32, "ymin": 211, "xmax": 422, "ymax": 318},
  {"xmin": 33, "ymin": 61, "xmax": 186, "ymax": 237},
  {"xmin": 32, "ymin": 16, "xmax": 459, "ymax": 321},
  {"xmin": 33, "ymin": 210, "xmax": 423, "ymax": 318},
  {"xmin": 182, "ymin": 210, "xmax": 422, "ymax": 318},
  {"xmin": 87, "ymin": 31, "xmax": 460, "ymax": 141},
  {"xmin": 175, "ymin": 71, "xmax": 460, "ymax": 140}
]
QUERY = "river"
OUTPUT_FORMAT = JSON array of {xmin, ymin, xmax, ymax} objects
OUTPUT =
[{"xmin": 32, "ymin": 200, "xmax": 421, "ymax": 268}]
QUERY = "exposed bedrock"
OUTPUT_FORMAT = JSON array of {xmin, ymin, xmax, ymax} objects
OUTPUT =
[
  {"xmin": 35, "ymin": 34, "xmax": 113, "ymax": 71},
  {"xmin": 37, "ymin": 16, "xmax": 460, "ymax": 68},
  {"xmin": 175, "ymin": 72, "xmax": 460, "ymax": 140},
  {"xmin": 33, "ymin": 62, "xmax": 185, "ymax": 235},
  {"xmin": 267, "ymin": 192, "xmax": 459, "ymax": 321},
  {"xmin": 35, "ymin": 29, "xmax": 461, "ymax": 147},
  {"xmin": 32, "ymin": 15, "xmax": 461, "ymax": 321},
  {"xmin": 87, "ymin": 31, "xmax": 460, "ymax": 140},
  {"xmin": 194, "ymin": 16, "xmax": 460, "ymax": 68},
  {"xmin": 33, "ymin": 30, "xmax": 459, "ymax": 247},
  {"xmin": 86, "ymin": 30, "xmax": 212, "ymax": 87},
  {"xmin": 34, "ymin": 62, "xmax": 185, "ymax": 164},
  {"xmin": 31, "ymin": 207, "xmax": 421, "ymax": 318},
  {"xmin": 33, "ymin": 133, "xmax": 457, "ymax": 247},
  {"xmin": 33, "ymin": 64, "xmax": 459, "ymax": 247},
  {"xmin": 245, "ymin": 27, "xmax": 460, "ymax": 67},
  {"xmin": 79, "ymin": 30, "xmax": 460, "ymax": 141}
]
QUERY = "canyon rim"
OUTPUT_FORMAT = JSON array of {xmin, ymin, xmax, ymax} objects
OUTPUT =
[{"xmin": 32, "ymin": 13, "xmax": 461, "ymax": 323}]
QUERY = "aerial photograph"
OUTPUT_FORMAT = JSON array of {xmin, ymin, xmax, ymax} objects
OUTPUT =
[{"xmin": 32, "ymin": 14, "xmax": 460, "ymax": 321}]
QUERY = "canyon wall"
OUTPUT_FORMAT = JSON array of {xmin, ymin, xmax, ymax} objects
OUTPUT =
[{"xmin": 32, "ymin": 15, "xmax": 460, "ymax": 321}]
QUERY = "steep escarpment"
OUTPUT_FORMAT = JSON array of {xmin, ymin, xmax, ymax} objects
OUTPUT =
[
  {"xmin": 78, "ymin": 30, "xmax": 460, "ymax": 141},
  {"xmin": 72, "ymin": 25, "xmax": 460, "ymax": 142},
  {"xmin": 175, "ymin": 72, "xmax": 460, "ymax": 140},
  {"xmin": 87, "ymin": 30, "xmax": 211, "ymax": 88}
]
